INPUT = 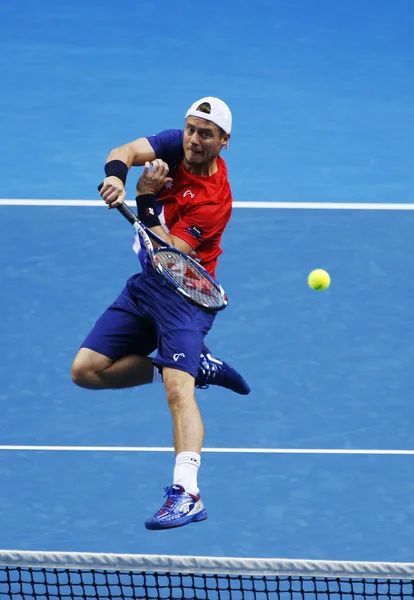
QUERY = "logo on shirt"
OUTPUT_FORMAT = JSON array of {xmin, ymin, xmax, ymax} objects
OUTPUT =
[
  {"xmin": 185, "ymin": 225, "xmax": 203, "ymax": 240},
  {"xmin": 183, "ymin": 190, "xmax": 195, "ymax": 198}
]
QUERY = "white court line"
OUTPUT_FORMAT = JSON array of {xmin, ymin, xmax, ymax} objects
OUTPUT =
[
  {"xmin": 1, "ymin": 199, "xmax": 414, "ymax": 210},
  {"xmin": 0, "ymin": 445, "xmax": 413, "ymax": 455}
]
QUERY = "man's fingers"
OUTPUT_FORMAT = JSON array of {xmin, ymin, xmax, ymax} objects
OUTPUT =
[
  {"xmin": 103, "ymin": 188, "xmax": 123, "ymax": 202},
  {"xmin": 136, "ymin": 159, "xmax": 171, "ymax": 195},
  {"xmin": 151, "ymin": 159, "xmax": 169, "ymax": 173},
  {"xmin": 107, "ymin": 191, "xmax": 126, "ymax": 209},
  {"xmin": 99, "ymin": 183, "xmax": 111, "ymax": 196}
]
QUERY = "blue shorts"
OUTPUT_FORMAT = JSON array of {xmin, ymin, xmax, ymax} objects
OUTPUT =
[{"xmin": 81, "ymin": 272, "xmax": 216, "ymax": 378}]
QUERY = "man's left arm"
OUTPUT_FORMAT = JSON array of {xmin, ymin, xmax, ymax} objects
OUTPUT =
[
  {"xmin": 137, "ymin": 202, "xmax": 211, "ymax": 255},
  {"xmin": 133, "ymin": 159, "xmax": 193, "ymax": 252},
  {"xmin": 146, "ymin": 225, "xmax": 195, "ymax": 254},
  {"xmin": 134, "ymin": 158, "xmax": 219, "ymax": 256}
]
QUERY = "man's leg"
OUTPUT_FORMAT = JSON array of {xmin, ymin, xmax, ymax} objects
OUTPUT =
[
  {"xmin": 71, "ymin": 301, "xmax": 158, "ymax": 390},
  {"xmin": 144, "ymin": 368, "xmax": 208, "ymax": 531},
  {"xmin": 142, "ymin": 288, "xmax": 216, "ymax": 531},
  {"xmin": 71, "ymin": 348, "xmax": 153, "ymax": 389},
  {"xmin": 163, "ymin": 367, "xmax": 203, "ymax": 456},
  {"xmin": 72, "ymin": 344, "xmax": 251, "ymax": 394},
  {"xmin": 71, "ymin": 301, "xmax": 249, "ymax": 393}
]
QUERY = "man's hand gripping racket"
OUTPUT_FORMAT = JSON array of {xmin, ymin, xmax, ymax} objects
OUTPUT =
[{"xmin": 97, "ymin": 184, "xmax": 228, "ymax": 312}]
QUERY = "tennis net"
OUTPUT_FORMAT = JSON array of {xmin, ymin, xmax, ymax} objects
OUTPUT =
[{"xmin": 0, "ymin": 550, "xmax": 413, "ymax": 600}]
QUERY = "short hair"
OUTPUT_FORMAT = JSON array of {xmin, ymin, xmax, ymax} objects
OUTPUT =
[
  {"xmin": 194, "ymin": 102, "xmax": 226, "ymax": 137},
  {"xmin": 196, "ymin": 102, "xmax": 212, "ymax": 114}
]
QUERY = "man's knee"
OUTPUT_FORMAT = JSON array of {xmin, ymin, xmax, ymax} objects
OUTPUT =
[
  {"xmin": 71, "ymin": 348, "xmax": 112, "ymax": 388},
  {"xmin": 71, "ymin": 356, "xmax": 95, "ymax": 388},
  {"xmin": 163, "ymin": 368, "xmax": 195, "ymax": 409}
]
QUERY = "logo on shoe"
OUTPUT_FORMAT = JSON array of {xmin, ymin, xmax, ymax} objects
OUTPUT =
[
  {"xmin": 181, "ymin": 502, "xmax": 195, "ymax": 514},
  {"xmin": 173, "ymin": 353, "xmax": 186, "ymax": 361},
  {"xmin": 205, "ymin": 353, "xmax": 223, "ymax": 365}
]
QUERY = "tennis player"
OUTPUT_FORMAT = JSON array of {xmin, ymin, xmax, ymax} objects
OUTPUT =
[{"xmin": 71, "ymin": 97, "xmax": 248, "ymax": 529}]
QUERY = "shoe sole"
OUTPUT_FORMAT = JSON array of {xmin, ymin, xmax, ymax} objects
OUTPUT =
[{"xmin": 145, "ymin": 510, "xmax": 208, "ymax": 531}]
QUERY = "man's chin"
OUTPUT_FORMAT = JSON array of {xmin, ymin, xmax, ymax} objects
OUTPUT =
[{"xmin": 185, "ymin": 151, "xmax": 203, "ymax": 164}]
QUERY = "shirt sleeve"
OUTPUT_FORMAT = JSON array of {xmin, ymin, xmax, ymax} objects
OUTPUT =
[
  {"xmin": 169, "ymin": 203, "xmax": 230, "ymax": 250},
  {"xmin": 146, "ymin": 129, "xmax": 184, "ymax": 165}
]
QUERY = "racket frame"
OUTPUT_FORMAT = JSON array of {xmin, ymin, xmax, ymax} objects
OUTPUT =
[{"xmin": 116, "ymin": 203, "xmax": 228, "ymax": 311}]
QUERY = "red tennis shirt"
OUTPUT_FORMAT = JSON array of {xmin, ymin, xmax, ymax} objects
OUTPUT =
[{"xmin": 156, "ymin": 156, "xmax": 233, "ymax": 277}]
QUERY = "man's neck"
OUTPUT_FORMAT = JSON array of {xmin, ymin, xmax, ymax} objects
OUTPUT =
[{"xmin": 183, "ymin": 158, "xmax": 219, "ymax": 177}]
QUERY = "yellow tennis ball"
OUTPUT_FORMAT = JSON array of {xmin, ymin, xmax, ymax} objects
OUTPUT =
[{"xmin": 308, "ymin": 269, "xmax": 331, "ymax": 291}]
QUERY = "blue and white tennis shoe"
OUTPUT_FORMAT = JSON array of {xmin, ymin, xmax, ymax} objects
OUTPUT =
[
  {"xmin": 145, "ymin": 484, "xmax": 208, "ymax": 530},
  {"xmin": 196, "ymin": 346, "xmax": 250, "ymax": 395}
]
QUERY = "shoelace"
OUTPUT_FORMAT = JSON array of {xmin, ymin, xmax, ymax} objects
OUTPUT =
[
  {"xmin": 159, "ymin": 487, "xmax": 181, "ymax": 513},
  {"xmin": 195, "ymin": 354, "xmax": 222, "ymax": 389},
  {"xmin": 199, "ymin": 358, "xmax": 219, "ymax": 379}
]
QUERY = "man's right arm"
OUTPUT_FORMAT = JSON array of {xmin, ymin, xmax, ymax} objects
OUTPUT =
[
  {"xmin": 99, "ymin": 129, "xmax": 184, "ymax": 208},
  {"xmin": 106, "ymin": 137, "xmax": 157, "ymax": 168},
  {"xmin": 100, "ymin": 138, "xmax": 157, "ymax": 208}
]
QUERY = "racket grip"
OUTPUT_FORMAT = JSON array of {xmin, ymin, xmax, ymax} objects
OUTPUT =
[
  {"xmin": 97, "ymin": 183, "xmax": 138, "ymax": 225},
  {"xmin": 116, "ymin": 202, "xmax": 138, "ymax": 225}
]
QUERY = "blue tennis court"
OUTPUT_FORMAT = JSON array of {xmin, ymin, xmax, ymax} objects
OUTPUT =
[{"xmin": 1, "ymin": 0, "xmax": 414, "ymax": 567}]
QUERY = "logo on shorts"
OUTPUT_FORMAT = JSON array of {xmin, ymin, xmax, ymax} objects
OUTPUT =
[
  {"xmin": 183, "ymin": 190, "xmax": 195, "ymax": 198},
  {"xmin": 173, "ymin": 353, "xmax": 186, "ymax": 361}
]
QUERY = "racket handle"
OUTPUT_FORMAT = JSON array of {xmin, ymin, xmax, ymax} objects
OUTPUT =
[
  {"xmin": 97, "ymin": 183, "xmax": 138, "ymax": 225},
  {"xmin": 116, "ymin": 202, "xmax": 138, "ymax": 225}
]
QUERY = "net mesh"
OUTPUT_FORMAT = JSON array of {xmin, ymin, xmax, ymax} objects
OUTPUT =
[
  {"xmin": 1, "ymin": 552, "xmax": 414, "ymax": 600},
  {"xmin": 155, "ymin": 249, "xmax": 227, "ymax": 310},
  {"xmin": 2, "ymin": 569, "xmax": 414, "ymax": 600}
]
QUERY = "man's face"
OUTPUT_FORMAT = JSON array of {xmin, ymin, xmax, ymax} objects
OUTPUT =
[{"xmin": 183, "ymin": 116, "xmax": 228, "ymax": 167}]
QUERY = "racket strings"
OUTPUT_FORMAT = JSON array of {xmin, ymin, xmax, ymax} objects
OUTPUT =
[{"xmin": 155, "ymin": 250, "xmax": 225, "ymax": 309}]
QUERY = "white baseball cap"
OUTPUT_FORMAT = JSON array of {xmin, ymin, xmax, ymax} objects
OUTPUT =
[{"xmin": 185, "ymin": 96, "xmax": 232, "ymax": 134}]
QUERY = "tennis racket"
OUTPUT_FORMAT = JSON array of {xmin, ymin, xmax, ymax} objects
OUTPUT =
[{"xmin": 98, "ymin": 187, "xmax": 228, "ymax": 311}]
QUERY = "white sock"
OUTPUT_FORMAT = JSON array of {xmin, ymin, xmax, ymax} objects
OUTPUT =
[
  {"xmin": 152, "ymin": 365, "xmax": 163, "ymax": 383},
  {"xmin": 173, "ymin": 452, "xmax": 201, "ymax": 496}
]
